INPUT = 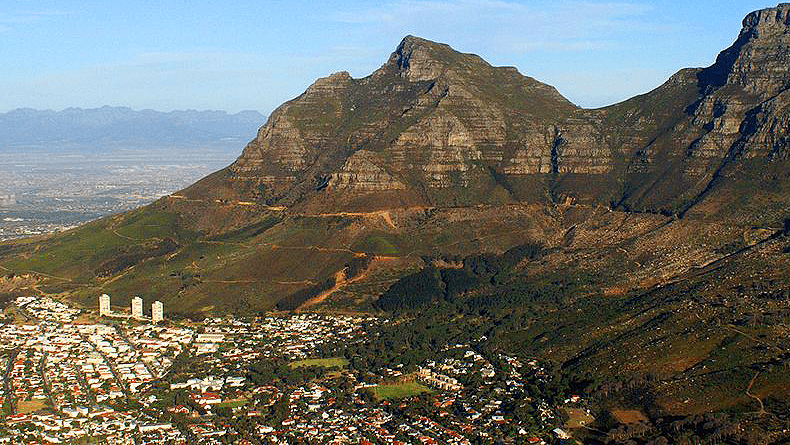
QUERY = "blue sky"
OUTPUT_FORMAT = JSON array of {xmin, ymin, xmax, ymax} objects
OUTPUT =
[{"xmin": 0, "ymin": 0, "xmax": 777, "ymax": 113}]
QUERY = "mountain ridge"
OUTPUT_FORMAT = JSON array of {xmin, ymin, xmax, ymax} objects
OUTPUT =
[
  {"xmin": 0, "ymin": 106, "xmax": 266, "ymax": 146},
  {"xmin": 7, "ymin": 6, "xmax": 790, "ymax": 309}
]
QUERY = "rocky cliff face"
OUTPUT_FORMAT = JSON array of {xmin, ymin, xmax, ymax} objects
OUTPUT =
[
  {"xmin": 183, "ymin": 5, "xmax": 790, "ymax": 223},
  {"xmin": 186, "ymin": 35, "xmax": 582, "ymax": 209}
]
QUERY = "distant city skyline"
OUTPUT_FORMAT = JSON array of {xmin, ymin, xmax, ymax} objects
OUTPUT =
[{"xmin": 0, "ymin": 0, "xmax": 777, "ymax": 113}]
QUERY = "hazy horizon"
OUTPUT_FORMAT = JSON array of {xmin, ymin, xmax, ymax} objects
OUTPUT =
[{"xmin": 0, "ymin": 105, "xmax": 263, "ymax": 114}]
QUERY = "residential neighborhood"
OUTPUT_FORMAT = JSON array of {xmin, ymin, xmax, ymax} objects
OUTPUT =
[{"xmin": 0, "ymin": 294, "xmax": 582, "ymax": 444}]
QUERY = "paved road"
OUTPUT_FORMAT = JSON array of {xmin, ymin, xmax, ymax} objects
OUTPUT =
[
  {"xmin": 81, "ymin": 333, "xmax": 131, "ymax": 402},
  {"xmin": 3, "ymin": 349, "xmax": 19, "ymax": 415},
  {"xmin": 38, "ymin": 353, "xmax": 57, "ymax": 411},
  {"xmin": 72, "ymin": 363, "xmax": 97, "ymax": 407},
  {"xmin": 115, "ymin": 325, "xmax": 157, "ymax": 379}
]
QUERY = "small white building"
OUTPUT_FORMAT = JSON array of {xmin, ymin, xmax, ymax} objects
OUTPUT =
[
  {"xmin": 99, "ymin": 294, "xmax": 111, "ymax": 316},
  {"xmin": 131, "ymin": 297, "xmax": 143, "ymax": 319},
  {"xmin": 152, "ymin": 301, "xmax": 163, "ymax": 323},
  {"xmin": 138, "ymin": 423, "xmax": 172, "ymax": 433}
]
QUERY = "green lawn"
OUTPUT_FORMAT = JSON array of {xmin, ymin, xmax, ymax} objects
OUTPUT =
[
  {"xmin": 214, "ymin": 399, "xmax": 248, "ymax": 409},
  {"xmin": 288, "ymin": 357, "xmax": 349, "ymax": 369},
  {"xmin": 371, "ymin": 382, "xmax": 432, "ymax": 400}
]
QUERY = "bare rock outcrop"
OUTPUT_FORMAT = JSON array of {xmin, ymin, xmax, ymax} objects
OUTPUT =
[{"xmin": 182, "ymin": 4, "xmax": 790, "ymax": 220}]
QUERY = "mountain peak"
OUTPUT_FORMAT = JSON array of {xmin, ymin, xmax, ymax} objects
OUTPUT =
[
  {"xmin": 742, "ymin": 3, "xmax": 790, "ymax": 35},
  {"xmin": 386, "ymin": 35, "xmax": 488, "ymax": 82},
  {"xmin": 396, "ymin": 35, "xmax": 451, "ymax": 54},
  {"xmin": 698, "ymin": 3, "xmax": 790, "ymax": 96}
]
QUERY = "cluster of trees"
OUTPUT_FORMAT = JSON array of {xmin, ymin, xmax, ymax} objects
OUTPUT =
[
  {"xmin": 586, "ymin": 411, "xmax": 759, "ymax": 445},
  {"xmin": 377, "ymin": 243, "xmax": 544, "ymax": 311},
  {"xmin": 247, "ymin": 359, "xmax": 328, "ymax": 387},
  {"xmin": 0, "ymin": 291, "xmax": 21, "ymax": 307},
  {"xmin": 344, "ymin": 254, "xmax": 372, "ymax": 280}
]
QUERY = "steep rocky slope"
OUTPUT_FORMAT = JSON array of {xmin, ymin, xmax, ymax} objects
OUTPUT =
[{"xmin": 180, "ymin": 5, "xmax": 790, "ymax": 222}]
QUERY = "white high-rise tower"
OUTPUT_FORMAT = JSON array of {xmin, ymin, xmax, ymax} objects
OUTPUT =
[
  {"xmin": 131, "ymin": 296, "xmax": 143, "ymax": 319},
  {"xmin": 152, "ymin": 301, "xmax": 163, "ymax": 323},
  {"xmin": 99, "ymin": 294, "xmax": 111, "ymax": 316}
]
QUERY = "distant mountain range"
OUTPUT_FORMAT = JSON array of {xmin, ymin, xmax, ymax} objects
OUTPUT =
[{"xmin": 0, "ymin": 106, "xmax": 266, "ymax": 145}]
